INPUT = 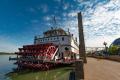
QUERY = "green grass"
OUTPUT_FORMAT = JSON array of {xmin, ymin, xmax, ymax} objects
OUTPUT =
[{"xmin": 8, "ymin": 67, "xmax": 72, "ymax": 80}]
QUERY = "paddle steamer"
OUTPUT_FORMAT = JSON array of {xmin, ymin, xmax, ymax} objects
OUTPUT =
[{"xmin": 15, "ymin": 27, "xmax": 79, "ymax": 70}]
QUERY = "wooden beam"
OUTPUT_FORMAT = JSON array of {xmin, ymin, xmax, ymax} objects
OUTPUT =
[{"xmin": 78, "ymin": 12, "xmax": 87, "ymax": 63}]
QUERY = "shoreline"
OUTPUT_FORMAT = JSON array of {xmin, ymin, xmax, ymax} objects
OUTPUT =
[
  {"xmin": 0, "ymin": 53, "xmax": 15, "ymax": 55},
  {"xmin": 87, "ymin": 55, "xmax": 120, "ymax": 62},
  {"xmin": 7, "ymin": 67, "xmax": 72, "ymax": 80}
]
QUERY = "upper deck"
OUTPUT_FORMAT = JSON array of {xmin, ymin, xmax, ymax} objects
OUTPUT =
[
  {"xmin": 35, "ymin": 27, "xmax": 69, "ymax": 39},
  {"xmin": 34, "ymin": 27, "xmax": 70, "ymax": 41},
  {"xmin": 43, "ymin": 27, "xmax": 68, "ymax": 37},
  {"xmin": 34, "ymin": 27, "xmax": 71, "ymax": 45},
  {"xmin": 34, "ymin": 27, "xmax": 79, "ymax": 51}
]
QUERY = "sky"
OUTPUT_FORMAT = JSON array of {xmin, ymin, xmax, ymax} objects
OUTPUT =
[{"xmin": 0, "ymin": 0, "xmax": 120, "ymax": 52}]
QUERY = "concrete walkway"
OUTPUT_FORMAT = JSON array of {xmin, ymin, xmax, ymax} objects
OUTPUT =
[{"xmin": 84, "ymin": 58, "xmax": 120, "ymax": 80}]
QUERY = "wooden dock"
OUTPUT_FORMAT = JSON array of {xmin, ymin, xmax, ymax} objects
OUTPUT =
[{"xmin": 84, "ymin": 58, "xmax": 120, "ymax": 80}]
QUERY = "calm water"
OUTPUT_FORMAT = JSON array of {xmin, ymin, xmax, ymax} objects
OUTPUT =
[{"xmin": 0, "ymin": 55, "xmax": 16, "ymax": 80}]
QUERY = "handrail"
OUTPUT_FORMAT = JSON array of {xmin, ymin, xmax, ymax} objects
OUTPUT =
[{"xmin": 51, "ymin": 48, "xmax": 58, "ymax": 60}]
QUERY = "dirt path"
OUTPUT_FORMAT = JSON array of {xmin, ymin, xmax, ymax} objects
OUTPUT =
[{"xmin": 84, "ymin": 58, "xmax": 120, "ymax": 80}]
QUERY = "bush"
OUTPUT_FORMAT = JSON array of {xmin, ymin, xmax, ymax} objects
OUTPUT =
[{"xmin": 108, "ymin": 45, "xmax": 119, "ymax": 55}]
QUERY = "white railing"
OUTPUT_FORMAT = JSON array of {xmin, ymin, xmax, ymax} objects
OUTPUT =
[{"xmin": 51, "ymin": 48, "xmax": 58, "ymax": 60}]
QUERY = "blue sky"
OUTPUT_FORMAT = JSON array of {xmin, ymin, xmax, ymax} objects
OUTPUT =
[{"xmin": 0, "ymin": 0, "xmax": 120, "ymax": 52}]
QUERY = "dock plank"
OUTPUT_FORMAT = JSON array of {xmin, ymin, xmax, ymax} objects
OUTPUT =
[{"xmin": 84, "ymin": 58, "xmax": 120, "ymax": 80}]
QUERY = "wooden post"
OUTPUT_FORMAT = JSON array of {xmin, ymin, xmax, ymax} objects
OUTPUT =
[
  {"xmin": 70, "ymin": 12, "xmax": 86, "ymax": 80},
  {"xmin": 74, "ymin": 12, "xmax": 86, "ymax": 80},
  {"xmin": 75, "ymin": 60, "xmax": 84, "ymax": 80},
  {"xmin": 78, "ymin": 12, "xmax": 87, "ymax": 63}
]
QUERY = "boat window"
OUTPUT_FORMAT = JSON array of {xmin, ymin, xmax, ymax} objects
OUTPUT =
[
  {"xmin": 62, "ymin": 37, "xmax": 64, "ymax": 41},
  {"xmin": 65, "ymin": 47, "xmax": 69, "ymax": 51},
  {"xmin": 57, "ymin": 37, "xmax": 59, "ymax": 39}
]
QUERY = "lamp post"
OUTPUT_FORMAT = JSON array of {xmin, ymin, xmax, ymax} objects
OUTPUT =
[
  {"xmin": 103, "ymin": 41, "xmax": 107, "ymax": 52},
  {"xmin": 103, "ymin": 41, "xmax": 108, "ymax": 56}
]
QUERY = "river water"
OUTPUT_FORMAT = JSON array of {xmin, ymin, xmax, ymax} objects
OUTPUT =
[{"xmin": 0, "ymin": 55, "xmax": 16, "ymax": 80}]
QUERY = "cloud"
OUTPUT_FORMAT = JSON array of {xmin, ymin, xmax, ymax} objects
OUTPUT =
[
  {"xmin": 1, "ymin": 0, "xmax": 119, "ymax": 51},
  {"xmin": 84, "ymin": 0, "xmax": 120, "ymax": 35},
  {"xmin": 62, "ymin": 12, "xmax": 67, "ymax": 17},
  {"xmin": 61, "ymin": 0, "xmax": 120, "ymax": 47},
  {"xmin": 38, "ymin": 4, "xmax": 48, "ymax": 13},
  {"xmin": 86, "ymin": 35, "xmax": 120, "ymax": 47},
  {"xmin": 54, "ymin": 0, "xmax": 70, "ymax": 10},
  {"xmin": 63, "ymin": 3, "xmax": 69, "ymax": 10},
  {"xmin": 31, "ymin": 19, "xmax": 39, "ymax": 23},
  {"xmin": 54, "ymin": 0, "xmax": 61, "ymax": 2},
  {"xmin": 68, "ymin": 12, "xmax": 77, "ymax": 17},
  {"xmin": 29, "ymin": 7, "xmax": 36, "ymax": 12},
  {"xmin": 83, "ymin": 0, "xmax": 120, "ymax": 47},
  {"xmin": 43, "ymin": 16, "xmax": 51, "ymax": 21}
]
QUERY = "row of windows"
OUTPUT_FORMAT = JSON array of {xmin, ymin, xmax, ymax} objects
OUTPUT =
[{"xmin": 37, "ymin": 37, "xmax": 64, "ymax": 42}]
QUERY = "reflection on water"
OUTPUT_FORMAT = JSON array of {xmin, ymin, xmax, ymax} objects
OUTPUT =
[{"xmin": 0, "ymin": 55, "xmax": 16, "ymax": 80}]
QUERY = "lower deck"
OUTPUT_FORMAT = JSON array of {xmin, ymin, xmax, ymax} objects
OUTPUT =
[{"xmin": 17, "ymin": 60, "xmax": 74, "ymax": 70}]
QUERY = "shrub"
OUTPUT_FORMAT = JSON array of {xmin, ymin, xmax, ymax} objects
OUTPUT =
[{"xmin": 108, "ymin": 45, "xmax": 119, "ymax": 55}]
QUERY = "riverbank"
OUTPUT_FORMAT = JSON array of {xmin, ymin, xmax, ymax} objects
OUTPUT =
[
  {"xmin": 0, "ymin": 52, "xmax": 15, "ymax": 55},
  {"xmin": 7, "ymin": 67, "xmax": 72, "ymax": 80},
  {"xmin": 88, "ymin": 55, "xmax": 120, "ymax": 62}
]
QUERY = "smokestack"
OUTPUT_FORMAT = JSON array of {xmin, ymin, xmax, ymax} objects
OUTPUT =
[
  {"xmin": 75, "ymin": 37, "xmax": 77, "ymax": 42},
  {"xmin": 68, "ymin": 28, "xmax": 69, "ymax": 32},
  {"xmin": 78, "ymin": 12, "xmax": 87, "ymax": 63},
  {"xmin": 72, "ymin": 34, "xmax": 73, "ymax": 36},
  {"xmin": 68, "ymin": 28, "xmax": 70, "ymax": 35}
]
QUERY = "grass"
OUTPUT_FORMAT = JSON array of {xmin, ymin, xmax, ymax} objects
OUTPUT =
[{"xmin": 8, "ymin": 67, "xmax": 73, "ymax": 80}]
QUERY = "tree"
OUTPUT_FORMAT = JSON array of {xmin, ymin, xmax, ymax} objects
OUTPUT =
[{"xmin": 108, "ymin": 45, "xmax": 119, "ymax": 55}]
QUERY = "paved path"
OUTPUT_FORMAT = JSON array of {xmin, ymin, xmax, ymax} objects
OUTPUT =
[{"xmin": 84, "ymin": 58, "xmax": 120, "ymax": 80}]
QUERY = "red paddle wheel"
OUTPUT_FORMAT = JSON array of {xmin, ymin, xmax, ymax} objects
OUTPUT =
[{"xmin": 16, "ymin": 43, "xmax": 59, "ymax": 70}]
